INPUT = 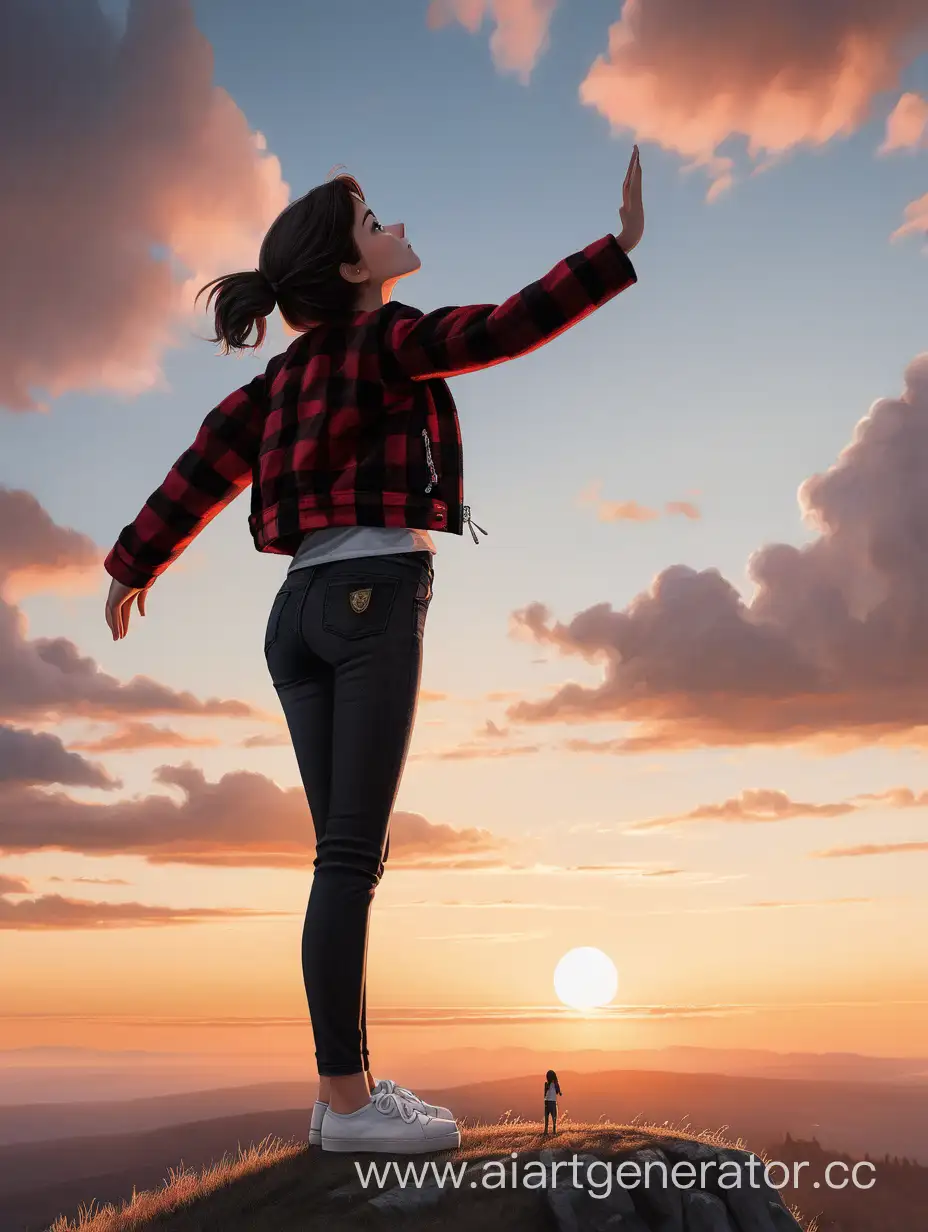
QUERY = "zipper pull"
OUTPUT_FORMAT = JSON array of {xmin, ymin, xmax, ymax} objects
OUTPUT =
[
  {"xmin": 463, "ymin": 505, "xmax": 488, "ymax": 544},
  {"xmin": 421, "ymin": 428, "xmax": 438, "ymax": 494}
]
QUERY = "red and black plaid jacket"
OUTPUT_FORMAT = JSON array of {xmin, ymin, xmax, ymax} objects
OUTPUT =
[{"xmin": 104, "ymin": 233, "xmax": 637, "ymax": 589}]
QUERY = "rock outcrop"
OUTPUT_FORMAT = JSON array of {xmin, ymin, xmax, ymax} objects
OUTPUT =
[{"xmin": 351, "ymin": 1137, "xmax": 805, "ymax": 1229}]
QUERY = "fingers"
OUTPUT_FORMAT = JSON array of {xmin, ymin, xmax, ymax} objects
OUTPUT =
[
  {"xmin": 623, "ymin": 145, "xmax": 641, "ymax": 208},
  {"xmin": 623, "ymin": 150, "xmax": 635, "ymax": 199},
  {"xmin": 630, "ymin": 148, "xmax": 642, "ymax": 206},
  {"xmin": 108, "ymin": 597, "xmax": 129, "ymax": 640}
]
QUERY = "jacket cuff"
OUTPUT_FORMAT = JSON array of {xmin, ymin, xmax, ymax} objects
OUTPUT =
[
  {"xmin": 600, "ymin": 232, "xmax": 638, "ymax": 292},
  {"xmin": 103, "ymin": 544, "xmax": 155, "ymax": 590}
]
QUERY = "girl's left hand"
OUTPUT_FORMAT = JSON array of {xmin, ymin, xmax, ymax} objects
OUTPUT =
[{"xmin": 105, "ymin": 576, "xmax": 154, "ymax": 641}]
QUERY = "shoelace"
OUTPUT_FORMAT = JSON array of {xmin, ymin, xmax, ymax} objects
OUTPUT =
[
  {"xmin": 377, "ymin": 1079, "xmax": 424, "ymax": 1106},
  {"xmin": 373, "ymin": 1090, "xmax": 420, "ymax": 1123}
]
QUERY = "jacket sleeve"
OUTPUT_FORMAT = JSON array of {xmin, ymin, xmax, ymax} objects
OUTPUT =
[
  {"xmin": 379, "ymin": 233, "xmax": 636, "ymax": 382},
  {"xmin": 103, "ymin": 372, "xmax": 267, "ymax": 589}
]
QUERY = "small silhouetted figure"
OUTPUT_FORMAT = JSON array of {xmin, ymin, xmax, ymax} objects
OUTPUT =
[{"xmin": 543, "ymin": 1069, "xmax": 562, "ymax": 1135}]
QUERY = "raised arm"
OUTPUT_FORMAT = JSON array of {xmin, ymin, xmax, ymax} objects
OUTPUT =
[
  {"xmin": 103, "ymin": 372, "xmax": 267, "ymax": 589},
  {"xmin": 378, "ymin": 232, "xmax": 637, "ymax": 382}
]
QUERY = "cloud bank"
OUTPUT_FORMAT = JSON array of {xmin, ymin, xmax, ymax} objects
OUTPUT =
[
  {"xmin": 427, "ymin": 0, "xmax": 928, "ymax": 206},
  {"xmin": 507, "ymin": 355, "xmax": 928, "ymax": 752},
  {"xmin": 1, "ymin": 0, "xmax": 288, "ymax": 412},
  {"xmin": 0, "ymin": 761, "xmax": 512, "ymax": 872},
  {"xmin": 578, "ymin": 0, "xmax": 928, "ymax": 198}
]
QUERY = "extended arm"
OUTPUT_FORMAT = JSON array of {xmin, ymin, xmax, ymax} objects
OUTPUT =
[
  {"xmin": 379, "ymin": 233, "xmax": 637, "ymax": 382},
  {"xmin": 104, "ymin": 372, "xmax": 267, "ymax": 589}
]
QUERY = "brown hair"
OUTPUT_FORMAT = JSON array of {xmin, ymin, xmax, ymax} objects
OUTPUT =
[{"xmin": 194, "ymin": 168, "xmax": 365, "ymax": 355}]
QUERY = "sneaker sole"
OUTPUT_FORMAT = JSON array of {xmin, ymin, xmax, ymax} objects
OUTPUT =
[{"xmin": 321, "ymin": 1125, "xmax": 461, "ymax": 1154}]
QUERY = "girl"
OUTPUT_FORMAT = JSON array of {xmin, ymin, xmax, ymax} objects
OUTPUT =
[
  {"xmin": 544, "ymin": 1069, "xmax": 562, "ymax": 1135},
  {"xmin": 103, "ymin": 151, "xmax": 644, "ymax": 1156}
]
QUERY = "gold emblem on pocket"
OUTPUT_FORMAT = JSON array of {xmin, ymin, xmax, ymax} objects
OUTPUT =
[{"xmin": 349, "ymin": 587, "xmax": 372, "ymax": 614}]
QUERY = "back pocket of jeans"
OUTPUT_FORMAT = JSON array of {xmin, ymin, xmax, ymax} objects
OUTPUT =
[
  {"xmin": 322, "ymin": 577, "xmax": 398, "ymax": 640},
  {"xmin": 264, "ymin": 590, "xmax": 291, "ymax": 654}
]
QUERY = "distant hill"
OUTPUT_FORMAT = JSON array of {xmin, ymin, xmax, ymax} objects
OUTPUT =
[{"xmin": 1, "ymin": 1067, "xmax": 926, "ymax": 1230}]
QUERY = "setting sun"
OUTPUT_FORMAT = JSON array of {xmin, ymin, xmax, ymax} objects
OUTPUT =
[{"xmin": 554, "ymin": 947, "xmax": 618, "ymax": 1011}]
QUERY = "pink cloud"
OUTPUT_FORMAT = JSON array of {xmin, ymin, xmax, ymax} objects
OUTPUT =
[
  {"xmin": 1, "ymin": 0, "xmax": 289, "ymax": 413},
  {"xmin": 891, "ymin": 192, "xmax": 928, "ymax": 245},
  {"xmin": 410, "ymin": 741, "xmax": 542, "ymax": 761},
  {"xmin": 239, "ymin": 731, "xmax": 291, "ymax": 748},
  {"xmin": 0, "ymin": 489, "xmax": 100, "ymax": 603},
  {"xmin": 880, "ymin": 92, "xmax": 928, "ymax": 153},
  {"xmin": 426, "ymin": 0, "xmax": 558, "ymax": 82},
  {"xmin": 0, "ymin": 594, "xmax": 263, "ymax": 725},
  {"xmin": 577, "ymin": 0, "xmax": 928, "ymax": 198},
  {"xmin": 598, "ymin": 500, "xmax": 660, "ymax": 523},
  {"xmin": 68, "ymin": 722, "xmax": 223, "ymax": 753},
  {"xmin": 0, "ymin": 867, "xmax": 285, "ymax": 931},
  {"xmin": 665, "ymin": 501, "xmax": 701, "ymax": 521},
  {"xmin": 0, "ymin": 724, "xmax": 118, "ymax": 790},
  {"xmin": 505, "ymin": 354, "xmax": 928, "ymax": 752},
  {"xmin": 811, "ymin": 840, "xmax": 928, "ymax": 859},
  {"xmin": 625, "ymin": 785, "xmax": 928, "ymax": 832},
  {"xmin": 578, "ymin": 480, "xmax": 702, "ymax": 523},
  {"xmin": 0, "ymin": 762, "xmax": 512, "ymax": 872},
  {"xmin": 626, "ymin": 789, "xmax": 857, "ymax": 832}
]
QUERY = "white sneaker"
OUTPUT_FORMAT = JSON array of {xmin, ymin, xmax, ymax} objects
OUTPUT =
[
  {"xmin": 309, "ymin": 1077, "xmax": 454, "ymax": 1146},
  {"xmin": 308, "ymin": 1099, "xmax": 327, "ymax": 1147},
  {"xmin": 321, "ymin": 1090, "xmax": 461, "ymax": 1154}
]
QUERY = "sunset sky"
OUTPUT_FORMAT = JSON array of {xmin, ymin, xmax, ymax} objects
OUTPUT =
[{"xmin": 2, "ymin": 0, "xmax": 928, "ymax": 1081}]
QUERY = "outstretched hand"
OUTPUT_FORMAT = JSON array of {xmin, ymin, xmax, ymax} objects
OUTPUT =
[
  {"xmin": 105, "ymin": 575, "xmax": 153, "ymax": 641},
  {"xmin": 617, "ymin": 145, "xmax": 644, "ymax": 254}
]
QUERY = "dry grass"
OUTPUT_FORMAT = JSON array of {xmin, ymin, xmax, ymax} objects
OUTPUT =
[{"xmin": 44, "ymin": 1111, "xmax": 814, "ymax": 1232}]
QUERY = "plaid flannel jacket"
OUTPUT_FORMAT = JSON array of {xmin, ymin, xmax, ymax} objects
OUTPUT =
[{"xmin": 104, "ymin": 233, "xmax": 637, "ymax": 589}]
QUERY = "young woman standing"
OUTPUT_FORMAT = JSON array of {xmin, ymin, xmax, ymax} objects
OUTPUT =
[
  {"xmin": 103, "ymin": 151, "xmax": 644, "ymax": 1155},
  {"xmin": 543, "ymin": 1069, "xmax": 562, "ymax": 1135}
]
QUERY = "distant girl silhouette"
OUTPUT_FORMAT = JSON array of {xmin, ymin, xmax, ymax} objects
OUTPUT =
[
  {"xmin": 544, "ymin": 1069, "xmax": 562, "ymax": 1135},
  {"xmin": 103, "ymin": 153, "xmax": 643, "ymax": 1157}
]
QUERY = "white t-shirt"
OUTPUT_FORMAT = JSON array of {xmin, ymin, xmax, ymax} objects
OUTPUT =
[
  {"xmin": 287, "ymin": 525, "xmax": 436, "ymax": 574},
  {"xmin": 545, "ymin": 1082, "xmax": 559, "ymax": 1101}
]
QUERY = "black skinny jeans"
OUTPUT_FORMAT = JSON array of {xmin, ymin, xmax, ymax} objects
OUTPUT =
[{"xmin": 263, "ymin": 549, "xmax": 434, "ymax": 1077}]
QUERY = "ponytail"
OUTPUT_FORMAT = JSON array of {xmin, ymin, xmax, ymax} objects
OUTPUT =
[
  {"xmin": 194, "ymin": 270, "xmax": 277, "ymax": 357},
  {"xmin": 195, "ymin": 169, "xmax": 365, "ymax": 356}
]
